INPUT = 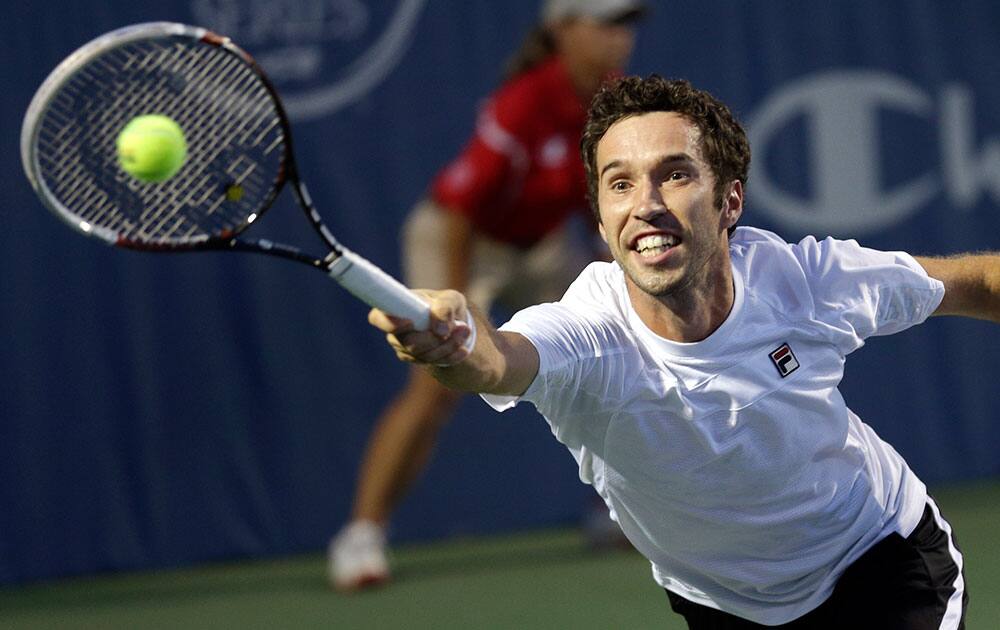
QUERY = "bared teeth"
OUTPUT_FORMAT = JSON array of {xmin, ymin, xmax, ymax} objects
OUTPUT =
[{"xmin": 635, "ymin": 234, "xmax": 678, "ymax": 256}]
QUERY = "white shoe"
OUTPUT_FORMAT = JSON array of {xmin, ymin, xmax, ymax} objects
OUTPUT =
[{"xmin": 328, "ymin": 520, "xmax": 391, "ymax": 591}]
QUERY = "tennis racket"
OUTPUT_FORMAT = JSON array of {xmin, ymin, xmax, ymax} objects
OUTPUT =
[{"xmin": 20, "ymin": 21, "xmax": 431, "ymax": 330}]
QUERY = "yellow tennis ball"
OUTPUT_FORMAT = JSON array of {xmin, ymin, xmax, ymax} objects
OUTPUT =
[{"xmin": 116, "ymin": 115, "xmax": 187, "ymax": 182}]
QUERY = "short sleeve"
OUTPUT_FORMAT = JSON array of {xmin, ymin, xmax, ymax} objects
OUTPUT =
[
  {"xmin": 480, "ymin": 263, "xmax": 635, "ymax": 419},
  {"xmin": 792, "ymin": 235, "xmax": 945, "ymax": 351},
  {"xmin": 480, "ymin": 302, "xmax": 600, "ymax": 412}
]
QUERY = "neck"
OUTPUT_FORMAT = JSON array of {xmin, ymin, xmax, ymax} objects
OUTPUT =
[{"xmin": 627, "ymin": 252, "xmax": 736, "ymax": 343}]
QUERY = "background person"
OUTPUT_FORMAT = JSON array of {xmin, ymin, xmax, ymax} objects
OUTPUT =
[
  {"xmin": 368, "ymin": 75, "xmax": 998, "ymax": 627},
  {"xmin": 328, "ymin": 0, "xmax": 646, "ymax": 591}
]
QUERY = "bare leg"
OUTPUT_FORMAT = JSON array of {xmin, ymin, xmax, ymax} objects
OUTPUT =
[{"xmin": 351, "ymin": 366, "xmax": 463, "ymax": 524}]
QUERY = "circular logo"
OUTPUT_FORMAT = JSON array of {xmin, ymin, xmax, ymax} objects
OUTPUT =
[
  {"xmin": 191, "ymin": 0, "xmax": 427, "ymax": 121},
  {"xmin": 748, "ymin": 71, "xmax": 939, "ymax": 235}
]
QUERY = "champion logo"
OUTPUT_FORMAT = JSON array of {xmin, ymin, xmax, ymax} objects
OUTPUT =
[{"xmin": 769, "ymin": 343, "xmax": 800, "ymax": 377}]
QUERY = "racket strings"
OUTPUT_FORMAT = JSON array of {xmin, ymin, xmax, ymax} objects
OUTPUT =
[
  {"xmin": 137, "ymin": 49, "xmax": 262, "ymax": 237},
  {"xmin": 34, "ymin": 35, "xmax": 288, "ymax": 245},
  {"xmin": 128, "ymin": 41, "xmax": 277, "ymax": 238}
]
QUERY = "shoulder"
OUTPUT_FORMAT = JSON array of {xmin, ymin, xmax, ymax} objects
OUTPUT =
[
  {"xmin": 729, "ymin": 226, "xmax": 888, "ymax": 300},
  {"xmin": 731, "ymin": 227, "xmax": 944, "ymax": 339},
  {"xmin": 512, "ymin": 261, "xmax": 628, "ymax": 332},
  {"xmin": 497, "ymin": 263, "xmax": 640, "ymax": 413},
  {"xmin": 562, "ymin": 261, "xmax": 627, "ymax": 308},
  {"xmin": 729, "ymin": 226, "xmax": 884, "ymax": 281},
  {"xmin": 729, "ymin": 226, "xmax": 804, "ymax": 278},
  {"xmin": 729, "ymin": 225, "xmax": 786, "ymax": 247},
  {"xmin": 504, "ymin": 261, "xmax": 633, "ymax": 355},
  {"xmin": 728, "ymin": 227, "xmax": 833, "ymax": 321}
]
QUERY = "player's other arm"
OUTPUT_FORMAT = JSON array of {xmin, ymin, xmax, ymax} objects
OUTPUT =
[
  {"xmin": 915, "ymin": 253, "xmax": 1000, "ymax": 322},
  {"xmin": 368, "ymin": 290, "xmax": 539, "ymax": 396}
]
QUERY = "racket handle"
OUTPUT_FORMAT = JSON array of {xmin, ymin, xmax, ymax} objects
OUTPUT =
[{"xmin": 327, "ymin": 248, "xmax": 431, "ymax": 331}]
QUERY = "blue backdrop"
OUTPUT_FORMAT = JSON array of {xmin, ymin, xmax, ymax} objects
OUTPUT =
[{"xmin": 2, "ymin": 1, "xmax": 998, "ymax": 584}]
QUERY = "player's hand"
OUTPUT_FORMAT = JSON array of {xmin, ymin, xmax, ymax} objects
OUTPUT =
[{"xmin": 369, "ymin": 289, "xmax": 474, "ymax": 367}]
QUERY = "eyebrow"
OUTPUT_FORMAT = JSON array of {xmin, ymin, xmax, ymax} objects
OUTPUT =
[{"xmin": 599, "ymin": 153, "xmax": 695, "ymax": 180}]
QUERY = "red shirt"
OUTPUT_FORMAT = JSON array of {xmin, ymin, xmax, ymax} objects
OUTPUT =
[{"xmin": 430, "ymin": 57, "xmax": 589, "ymax": 248}]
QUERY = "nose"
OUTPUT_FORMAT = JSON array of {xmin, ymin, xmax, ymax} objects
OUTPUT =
[{"xmin": 634, "ymin": 177, "xmax": 667, "ymax": 222}]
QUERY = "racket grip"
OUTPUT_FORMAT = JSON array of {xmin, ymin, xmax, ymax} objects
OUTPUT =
[{"xmin": 327, "ymin": 248, "xmax": 431, "ymax": 331}]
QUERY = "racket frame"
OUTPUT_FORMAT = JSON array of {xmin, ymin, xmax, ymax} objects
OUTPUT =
[
  {"xmin": 21, "ymin": 21, "xmax": 341, "ymax": 266},
  {"xmin": 21, "ymin": 22, "xmax": 434, "ymax": 330}
]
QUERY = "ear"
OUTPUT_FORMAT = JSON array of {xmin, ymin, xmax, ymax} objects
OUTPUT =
[
  {"xmin": 598, "ymin": 220, "xmax": 608, "ymax": 244},
  {"xmin": 720, "ymin": 180, "xmax": 744, "ymax": 230}
]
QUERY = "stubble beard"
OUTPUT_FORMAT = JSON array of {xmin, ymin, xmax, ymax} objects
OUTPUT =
[{"xmin": 621, "ymin": 241, "xmax": 719, "ymax": 307}]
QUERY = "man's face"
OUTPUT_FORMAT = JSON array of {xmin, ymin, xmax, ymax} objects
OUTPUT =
[{"xmin": 595, "ymin": 111, "xmax": 741, "ymax": 300}]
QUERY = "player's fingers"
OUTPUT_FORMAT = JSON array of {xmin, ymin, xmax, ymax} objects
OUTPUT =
[
  {"xmin": 393, "ymin": 346, "xmax": 417, "ymax": 363},
  {"xmin": 377, "ymin": 289, "xmax": 472, "ymax": 365},
  {"xmin": 385, "ymin": 326, "xmax": 461, "ymax": 360},
  {"xmin": 368, "ymin": 307, "xmax": 415, "ymax": 334},
  {"xmin": 430, "ymin": 342, "xmax": 473, "ymax": 367},
  {"xmin": 385, "ymin": 332, "xmax": 416, "ymax": 356},
  {"xmin": 386, "ymin": 319, "xmax": 472, "ymax": 367},
  {"xmin": 386, "ymin": 333, "xmax": 420, "ymax": 364},
  {"xmin": 414, "ymin": 289, "xmax": 468, "ymax": 338},
  {"xmin": 410, "ymin": 326, "xmax": 471, "ymax": 365}
]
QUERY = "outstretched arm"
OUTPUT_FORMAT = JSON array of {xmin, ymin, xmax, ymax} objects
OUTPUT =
[
  {"xmin": 369, "ymin": 289, "xmax": 540, "ymax": 396},
  {"xmin": 916, "ymin": 253, "xmax": 1000, "ymax": 322}
]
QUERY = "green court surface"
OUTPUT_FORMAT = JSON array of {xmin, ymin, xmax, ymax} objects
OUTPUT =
[{"xmin": 2, "ymin": 481, "xmax": 997, "ymax": 629}]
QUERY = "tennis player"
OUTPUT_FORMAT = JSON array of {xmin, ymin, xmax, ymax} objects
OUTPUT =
[
  {"xmin": 369, "ymin": 76, "xmax": 999, "ymax": 627},
  {"xmin": 329, "ymin": 0, "xmax": 646, "ymax": 590}
]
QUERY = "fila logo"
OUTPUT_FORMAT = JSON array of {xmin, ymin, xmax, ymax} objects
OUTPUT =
[{"xmin": 770, "ymin": 343, "xmax": 800, "ymax": 377}]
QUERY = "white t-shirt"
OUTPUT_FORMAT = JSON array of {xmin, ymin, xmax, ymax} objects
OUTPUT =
[{"xmin": 482, "ymin": 226, "xmax": 945, "ymax": 626}]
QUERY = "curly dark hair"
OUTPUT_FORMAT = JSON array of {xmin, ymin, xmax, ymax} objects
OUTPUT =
[{"xmin": 581, "ymin": 76, "xmax": 751, "ymax": 226}]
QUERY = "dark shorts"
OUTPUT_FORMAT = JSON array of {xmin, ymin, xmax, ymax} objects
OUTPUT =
[{"xmin": 665, "ymin": 500, "xmax": 968, "ymax": 629}]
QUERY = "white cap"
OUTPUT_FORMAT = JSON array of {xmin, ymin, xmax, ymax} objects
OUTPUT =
[{"xmin": 542, "ymin": 0, "xmax": 648, "ymax": 23}]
